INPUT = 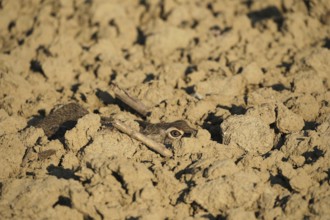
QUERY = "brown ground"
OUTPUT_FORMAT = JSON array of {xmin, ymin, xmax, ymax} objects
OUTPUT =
[{"xmin": 0, "ymin": 0, "xmax": 330, "ymax": 219}]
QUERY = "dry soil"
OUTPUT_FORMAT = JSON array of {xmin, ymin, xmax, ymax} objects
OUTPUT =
[{"xmin": 0, "ymin": 0, "xmax": 330, "ymax": 219}]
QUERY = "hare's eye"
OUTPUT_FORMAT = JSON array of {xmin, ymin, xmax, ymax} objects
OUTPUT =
[
  {"xmin": 166, "ymin": 127, "xmax": 184, "ymax": 139},
  {"xmin": 170, "ymin": 129, "xmax": 182, "ymax": 138}
]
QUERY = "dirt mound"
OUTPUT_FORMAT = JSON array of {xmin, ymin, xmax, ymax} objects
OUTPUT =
[{"xmin": 0, "ymin": 0, "xmax": 329, "ymax": 219}]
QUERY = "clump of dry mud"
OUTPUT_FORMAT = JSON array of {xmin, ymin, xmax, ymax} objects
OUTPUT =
[{"xmin": 0, "ymin": 0, "xmax": 330, "ymax": 219}]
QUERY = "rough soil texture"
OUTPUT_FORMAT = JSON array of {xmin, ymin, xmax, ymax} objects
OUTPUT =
[{"xmin": 0, "ymin": 0, "xmax": 330, "ymax": 219}]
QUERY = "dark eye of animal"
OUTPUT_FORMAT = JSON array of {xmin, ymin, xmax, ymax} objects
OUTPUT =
[{"xmin": 170, "ymin": 130, "xmax": 182, "ymax": 137}]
